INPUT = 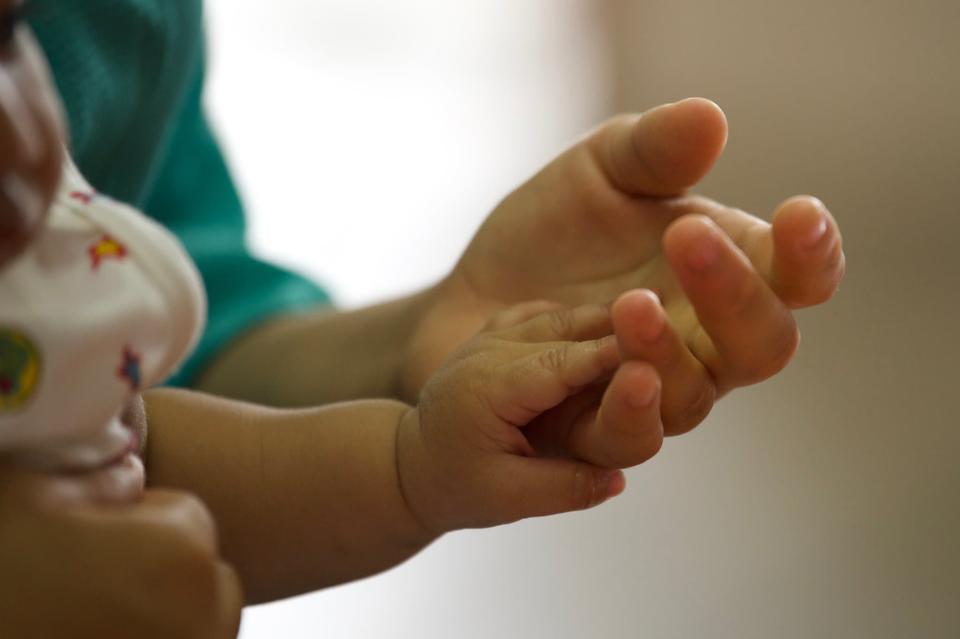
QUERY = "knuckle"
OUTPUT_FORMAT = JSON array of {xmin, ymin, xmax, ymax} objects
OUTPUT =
[
  {"xmin": 547, "ymin": 308, "xmax": 577, "ymax": 339},
  {"xmin": 538, "ymin": 343, "xmax": 570, "ymax": 374},
  {"xmin": 484, "ymin": 308, "xmax": 512, "ymax": 331}
]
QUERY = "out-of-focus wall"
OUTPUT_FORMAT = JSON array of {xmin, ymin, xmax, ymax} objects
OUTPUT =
[{"xmin": 602, "ymin": 1, "xmax": 960, "ymax": 637}]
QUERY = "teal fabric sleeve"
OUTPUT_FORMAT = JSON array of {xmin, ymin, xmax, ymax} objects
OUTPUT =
[
  {"xmin": 142, "ymin": 66, "xmax": 332, "ymax": 386},
  {"xmin": 29, "ymin": 0, "xmax": 332, "ymax": 387}
]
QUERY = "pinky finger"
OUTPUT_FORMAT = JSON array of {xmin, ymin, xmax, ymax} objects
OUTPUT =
[{"xmin": 771, "ymin": 196, "xmax": 845, "ymax": 308}]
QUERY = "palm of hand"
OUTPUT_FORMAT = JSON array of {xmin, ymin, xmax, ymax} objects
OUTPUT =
[
  {"xmin": 454, "ymin": 159, "xmax": 709, "ymax": 455},
  {"xmin": 460, "ymin": 152, "xmax": 697, "ymax": 340},
  {"xmin": 405, "ymin": 100, "xmax": 843, "ymax": 457}
]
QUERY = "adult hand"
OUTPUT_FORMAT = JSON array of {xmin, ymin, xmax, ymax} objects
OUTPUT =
[
  {"xmin": 0, "ymin": 462, "xmax": 243, "ymax": 639},
  {"xmin": 404, "ymin": 99, "xmax": 844, "ymax": 454}
]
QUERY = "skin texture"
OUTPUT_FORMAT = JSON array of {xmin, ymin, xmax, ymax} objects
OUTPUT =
[
  {"xmin": 144, "ymin": 298, "xmax": 665, "ymax": 603},
  {"xmin": 406, "ymin": 100, "xmax": 844, "ymax": 443},
  {"xmin": 198, "ymin": 99, "xmax": 844, "ymax": 454}
]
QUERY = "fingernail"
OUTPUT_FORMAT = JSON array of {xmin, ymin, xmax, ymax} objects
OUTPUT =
[
  {"xmin": 627, "ymin": 377, "xmax": 659, "ymax": 408},
  {"xmin": 798, "ymin": 214, "xmax": 828, "ymax": 250},
  {"xmin": 686, "ymin": 226, "xmax": 722, "ymax": 272},
  {"xmin": 605, "ymin": 470, "xmax": 626, "ymax": 499},
  {"xmin": 637, "ymin": 291, "xmax": 665, "ymax": 341}
]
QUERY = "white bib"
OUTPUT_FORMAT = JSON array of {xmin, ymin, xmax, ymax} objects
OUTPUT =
[{"xmin": 0, "ymin": 157, "xmax": 206, "ymax": 470}]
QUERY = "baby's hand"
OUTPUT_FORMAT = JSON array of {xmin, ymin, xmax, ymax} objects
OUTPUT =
[{"xmin": 397, "ymin": 298, "xmax": 664, "ymax": 533}]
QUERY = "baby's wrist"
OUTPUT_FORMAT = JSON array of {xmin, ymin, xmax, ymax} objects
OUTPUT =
[{"xmin": 394, "ymin": 406, "xmax": 449, "ymax": 539}]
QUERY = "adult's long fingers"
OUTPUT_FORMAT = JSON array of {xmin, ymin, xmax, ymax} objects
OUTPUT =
[
  {"xmin": 564, "ymin": 361, "xmax": 664, "ymax": 468},
  {"xmin": 771, "ymin": 196, "xmax": 845, "ymax": 308},
  {"xmin": 683, "ymin": 195, "xmax": 845, "ymax": 309},
  {"xmin": 663, "ymin": 215, "xmax": 800, "ymax": 390},
  {"xmin": 612, "ymin": 289, "xmax": 716, "ymax": 435},
  {"xmin": 589, "ymin": 98, "xmax": 729, "ymax": 198}
]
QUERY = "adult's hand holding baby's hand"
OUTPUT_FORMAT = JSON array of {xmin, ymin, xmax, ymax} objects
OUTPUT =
[
  {"xmin": 404, "ymin": 99, "xmax": 845, "ymax": 444},
  {"xmin": 396, "ymin": 299, "xmax": 664, "ymax": 533},
  {"xmin": 0, "ymin": 463, "xmax": 243, "ymax": 639}
]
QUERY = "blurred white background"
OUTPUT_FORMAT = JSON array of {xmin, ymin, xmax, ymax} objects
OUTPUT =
[
  {"xmin": 206, "ymin": 1, "xmax": 960, "ymax": 638},
  {"xmin": 206, "ymin": 0, "xmax": 608, "ymax": 309}
]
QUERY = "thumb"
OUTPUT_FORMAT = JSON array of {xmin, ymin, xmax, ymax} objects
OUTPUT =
[
  {"xmin": 492, "ymin": 456, "xmax": 625, "ymax": 523},
  {"xmin": 590, "ymin": 97, "xmax": 728, "ymax": 197}
]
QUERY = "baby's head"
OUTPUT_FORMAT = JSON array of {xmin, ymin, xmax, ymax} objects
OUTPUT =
[{"xmin": 0, "ymin": 0, "xmax": 65, "ymax": 267}]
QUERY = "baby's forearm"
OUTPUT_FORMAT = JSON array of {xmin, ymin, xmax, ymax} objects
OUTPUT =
[{"xmin": 142, "ymin": 389, "xmax": 436, "ymax": 604}]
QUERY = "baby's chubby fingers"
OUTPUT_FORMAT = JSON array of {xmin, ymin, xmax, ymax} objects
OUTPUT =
[
  {"xmin": 483, "ymin": 456, "xmax": 625, "ymax": 523},
  {"xmin": 484, "ymin": 334, "xmax": 620, "ymax": 426}
]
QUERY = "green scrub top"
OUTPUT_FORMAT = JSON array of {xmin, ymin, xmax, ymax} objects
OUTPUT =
[{"xmin": 28, "ymin": 0, "xmax": 332, "ymax": 386}]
